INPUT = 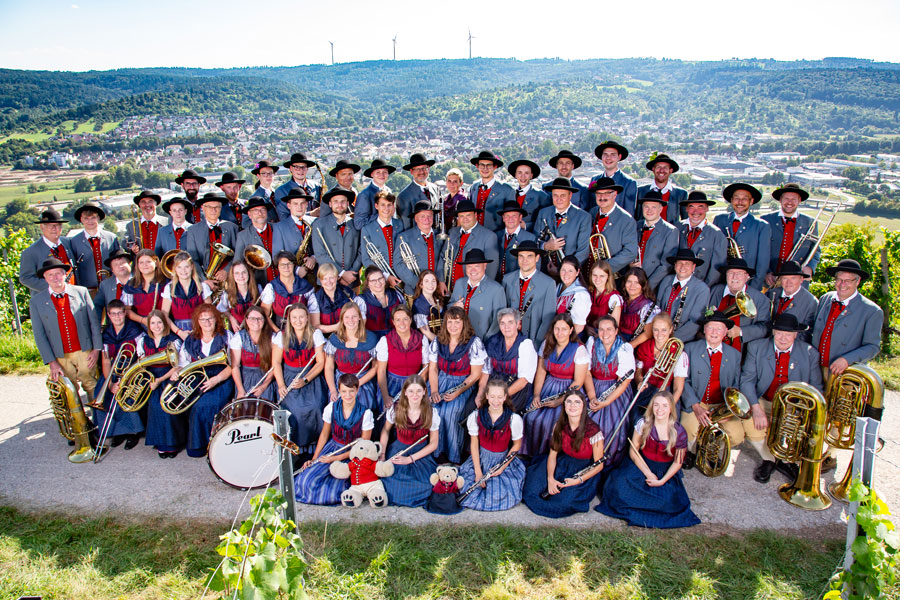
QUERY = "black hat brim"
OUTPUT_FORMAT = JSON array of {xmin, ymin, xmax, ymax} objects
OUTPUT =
[
  {"xmin": 175, "ymin": 174, "xmax": 207, "ymax": 185},
  {"xmin": 771, "ymin": 321, "xmax": 809, "ymax": 333},
  {"xmin": 103, "ymin": 251, "xmax": 133, "ymax": 268},
  {"xmin": 666, "ymin": 255, "xmax": 705, "ymax": 266},
  {"xmin": 679, "ymin": 197, "xmax": 716, "ymax": 206},
  {"xmin": 510, "ymin": 245, "xmax": 547, "ymax": 257},
  {"xmin": 548, "ymin": 154, "xmax": 582, "ymax": 169},
  {"xmin": 717, "ymin": 263, "xmax": 756, "ymax": 277},
  {"xmin": 507, "ymin": 160, "xmax": 540, "ymax": 178},
  {"xmin": 133, "ymin": 194, "xmax": 162, "ymax": 205},
  {"xmin": 328, "ymin": 164, "xmax": 361, "ymax": 177},
  {"xmin": 322, "ymin": 189, "xmax": 355, "ymax": 204},
  {"xmin": 197, "ymin": 196, "xmax": 228, "ymax": 207},
  {"xmin": 825, "ymin": 264, "xmax": 870, "ymax": 282},
  {"xmin": 723, "ymin": 183, "xmax": 763, "ymax": 204},
  {"xmin": 699, "ymin": 316, "xmax": 735, "ymax": 330},
  {"xmin": 363, "ymin": 165, "xmax": 397, "ymax": 178},
  {"xmin": 162, "ymin": 198, "xmax": 193, "ymax": 213},
  {"xmin": 645, "ymin": 156, "xmax": 680, "ymax": 172},
  {"xmin": 772, "ymin": 186, "xmax": 810, "ymax": 202},
  {"xmin": 215, "ymin": 179, "xmax": 245, "ymax": 188},
  {"xmin": 402, "ymin": 159, "xmax": 436, "ymax": 171},
  {"xmin": 594, "ymin": 142, "xmax": 629, "ymax": 160},
  {"xmin": 36, "ymin": 262, "xmax": 71, "ymax": 278},
  {"xmin": 73, "ymin": 205, "xmax": 106, "ymax": 221},
  {"xmin": 545, "ymin": 183, "xmax": 580, "ymax": 193},
  {"xmin": 497, "ymin": 206, "xmax": 528, "ymax": 217},
  {"xmin": 588, "ymin": 182, "xmax": 624, "ymax": 194},
  {"xmin": 283, "ymin": 158, "xmax": 317, "ymax": 168},
  {"xmin": 470, "ymin": 155, "xmax": 503, "ymax": 168}
]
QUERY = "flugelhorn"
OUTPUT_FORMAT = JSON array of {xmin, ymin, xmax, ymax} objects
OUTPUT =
[
  {"xmin": 244, "ymin": 244, "xmax": 272, "ymax": 271},
  {"xmin": 160, "ymin": 349, "xmax": 231, "ymax": 415},
  {"xmin": 47, "ymin": 375, "xmax": 97, "ymax": 463},
  {"xmin": 695, "ymin": 388, "xmax": 752, "ymax": 477},
  {"xmin": 205, "ymin": 243, "xmax": 234, "ymax": 279},
  {"xmin": 588, "ymin": 232, "xmax": 611, "ymax": 263},
  {"xmin": 114, "ymin": 342, "xmax": 179, "ymax": 412},
  {"xmin": 767, "ymin": 381, "xmax": 831, "ymax": 510},
  {"xmin": 721, "ymin": 290, "xmax": 757, "ymax": 320},
  {"xmin": 725, "ymin": 228, "xmax": 743, "ymax": 259},
  {"xmin": 398, "ymin": 237, "xmax": 421, "ymax": 277}
]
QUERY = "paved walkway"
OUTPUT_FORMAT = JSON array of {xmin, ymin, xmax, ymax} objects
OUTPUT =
[{"xmin": 1, "ymin": 375, "xmax": 897, "ymax": 532}]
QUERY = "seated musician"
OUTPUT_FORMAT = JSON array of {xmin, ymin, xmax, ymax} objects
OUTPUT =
[
  {"xmin": 354, "ymin": 158, "xmax": 395, "ymax": 230},
  {"xmin": 295, "ymin": 374, "xmax": 374, "ymax": 505},
  {"xmin": 125, "ymin": 191, "xmax": 167, "ymax": 254},
  {"xmin": 359, "ymin": 191, "xmax": 404, "ymax": 290},
  {"xmin": 379, "ymin": 374, "xmax": 441, "ymax": 507},
  {"xmin": 656, "ymin": 248, "xmax": 711, "ymax": 342},
  {"xmin": 709, "ymin": 258, "xmax": 771, "ymax": 354},
  {"xmin": 556, "ymin": 255, "xmax": 591, "ymax": 336},
  {"xmin": 376, "ymin": 305, "xmax": 427, "ymax": 417},
  {"xmin": 70, "ymin": 201, "xmax": 120, "ymax": 292},
  {"xmin": 457, "ymin": 379, "xmax": 526, "ymax": 511},
  {"xmin": 273, "ymin": 303, "xmax": 327, "ymax": 453},
  {"xmin": 764, "ymin": 260, "xmax": 816, "ymax": 342},
  {"xmin": 439, "ymin": 200, "xmax": 501, "ymax": 291},
  {"xmin": 93, "ymin": 248, "xmax": 135, "ymax": 324},
  {"xmin": 360, "ymin": 266, "xmax": 404, "ymax": 339},
  {"xmin": 501, "ymin": 240, "xmax": 557, "ymax": 343},
  {"xmin": 448, "ymin": 248, "xmax": 506, "ymax": 340},
  {"xmin": 596, "ymin": 391, "xmax": 699, "ymax": 528},
  {"xmin": 633, "ymin": 190, "xmax": 680, "ymax": 291},
  {"xmin": 139, "ymin": 310, "xmax": 183, "ymax": 459},
  {"xmin": 522, "ymin": 390, "xmax": 604, "ymax": 518},
  {"xmin": 160, "ymin": 251, "xmax": 212, "ymax": 335},
  {"xmin": 92, "ymin": 300, "xmax": 145, "ymax": 450},
  {"xmin": 309, "ymin": 262, "xmax": 364, "ymax": 334},
  {"xmin": 535, "ymin": 178, "xmax": 593, "ymax": 274},
  {"xmin": 677, "ymin": 191, "xmax": 727, "ymax": 287},
  {"xmin": 217, "ymin": 260, "xmax": 261, "ymax": 331},
  {"xmin": 740, "ymin": 313, "xmax": 823, "ymax": 483},
  {"xmin": 633, "ymin": 313, "xmax": 688, "ymax": 424},
  {"xmin": 585, "ymin": 260, "xmax": 623, "ymax": 337},
  {"xmin": 274, "ymin": 189, "xmax": 316, "ymax": 279},
  {"xmin": 324, "ymin": 302, "xmax": 379, "ymax": 414},
  {"xmin": 20, "ymin": 208, "xmax": 77, "ymax": 293},
  {"xmin": 155, "ymin": 197, "xmax": 192, "ymax": 257},
  {"xmin": 260, "ymin": 252, "xmax": 314, "ymax": 331},
  {"xmin": 619, "ymin": 267, "xmax": 659, "ymax": 347},
  {"xmin": 229, "ymin": 305, "xmax": 277, "ymax": 402},
  {"xmin": 477, "ymin": 308, "xmax": 538, "ymax": 413},
  {"xmin": 411, "ymin": 270, "xmax": 444, "ymax": 342},
  {"xmin": 126, "ymin": 249, "xmax": 165, "ymax": 328}
]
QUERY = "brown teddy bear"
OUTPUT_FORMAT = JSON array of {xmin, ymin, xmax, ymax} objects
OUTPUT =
[
  {"xmin": 425, "ymin": 464, "xmax": 465, "ymax": 514},
  {"xmin": 329, "ymin": 439, "xmax": 395, "ymax": 508}
]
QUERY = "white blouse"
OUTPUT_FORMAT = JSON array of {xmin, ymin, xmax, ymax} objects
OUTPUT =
[
  {"xmin": 482, "ymin": 337, "xmax": 538, "ymax": 383},
  {"xmin": 465, "ymin": 411, "xmax": 524, "ymax": 440},
  {"xmin": 584, "ymin": 338, "xmax": 637, "ymax": 378},
  {"xmin": 322, "ymin": 403, "xmax": 374, "ymax": 431},
  {"xmin": 427, "ymin": 336, "xmax": 487, "ymax": 366},
  {"xmin": 375, "ymin": 336, "xmax": 430, "ymax": 364},
  {"xmin": 386, "ymin": 407, "xmax": 441, "ymax": 430}
]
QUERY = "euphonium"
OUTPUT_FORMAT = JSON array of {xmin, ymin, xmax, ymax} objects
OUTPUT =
[
  {"xmin": 47, "ymin": 375, "xmax": 97, "ymax": 463},
  {"xmin": 114, "ymin": 342, "xmax": 180, "ymax": 412},
  {"xmin": 160, "ymin": 249, "xmax": 180, "ymax": 279},
  {"xmin": 205, "ymin": 243, "xmax": 234, "ymax": 279},
  {"xmin": 589, "ymin": 232, "xmax": 611, "ymax": 262},
  {"xmin": 767, "ymin": 381, "xmax": 831, "ymax": 510},
  {"xmin": 160, "ymin": 349, "xmax": 231, "ymax": 415},
  {"xmin": 88, "ymin": 341, "xmax": 136, "ymax": 409},
  {"xmin": 824, "ymin": 364, "xmax": 884, "ymax": 502},
  {"xmin": 244, "ymin": 244, "xmax": 272, "ymax": 271},
  {"xmin": 695, "ymin": 388, "xmax": 752, "ymax": 477},
  {"xmin": 722, "ymin": 290, "xmax": 757, "ymax": 319}
]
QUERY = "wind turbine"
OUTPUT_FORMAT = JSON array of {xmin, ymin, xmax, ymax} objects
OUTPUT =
[
  {"xmin": 468, "ymin": 29, "xmax": 475, "ymax": 60},
  {"xmin": 392, "ymin": 34, "xmax": 398, "ymax": 61},
  {"xmin": 328, "ymin": 41, "xmax": 334, "ymax": 65}
]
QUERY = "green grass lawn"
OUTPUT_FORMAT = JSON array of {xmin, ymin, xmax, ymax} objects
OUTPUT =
[
  {"xmin": 0, "ymin": 506, "xmax": 852, "ymax": 600},
  {"xmin": 0, "ymin": 120, "xmax": 119, "ymax": 143},
  {"xmin": 0, "ymin": 131, "xmax": 54, "ymax": 144},
  {"xmin": 0, "ymin": 331, "xmax": 45, "ymax": 375},
  {"xmin": 0, "ymin": 182, "xmax": 135, "ymax": 207}
]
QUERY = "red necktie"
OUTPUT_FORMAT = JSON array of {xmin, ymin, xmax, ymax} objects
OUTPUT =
[
  {"xmin": 423, "ymin": 234, "xmax": 435, "ymax": 271},
  {"xmin": 666, "ymin": 281, "xmax": 682, "ymax": 313},
  {"xmin": 765, "ymin": 350, "xmax": 791, "ymax": 400},
  {"xmin": 463, "ymin": 284, "xmax": 477, "ymax": 311},
  {"xmin": 423, "ymin": 187, "xmax": 432, "ymax": 203},
  {"xmin": 115, "ymin": 282, "xmax": 123, "ymax": 300},
  {"xmin": 778, "ymin": 217, "xmax": 796, "ymax": 266},
  {"xmin": 87, "ymin": 237, "xmax": 103, "ymax": 277},
  {"xmin": 818, "ymin": 300, "xmax": 845, "ymax": 366},
  {"xmin": 476, "ymin": 185, "xmax": 489, "ymax": 225},
  {"xmin": 339, "ymin": 223, "xmax": 346, "ymax": 236},
  {"xmin": 208, "ymin": 225, "xmax": 222, "ymax": 247},
  {"xmin": 382, "ymin": 225, "xmax": 394, "ymax": 266},
  {"xmin": 518, "ymin": 278, "xmax": 530, "ymax": 311},
  {"xmin": 451, "ymin": 232, "xmax": 471, "ymax": 284},
  {"xmin": 686, "ymin": 226, "xmax": 700, "ymax": 247}
]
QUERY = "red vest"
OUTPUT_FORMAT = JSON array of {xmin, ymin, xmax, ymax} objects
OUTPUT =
[{"xmin": 51, "ymin": 293, "xmax": 81, "ymax": 354}]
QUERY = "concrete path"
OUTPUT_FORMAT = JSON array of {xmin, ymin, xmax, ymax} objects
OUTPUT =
[{"xmin": 1, "ymin": 375, "xmax": 897, "ymax": 533}]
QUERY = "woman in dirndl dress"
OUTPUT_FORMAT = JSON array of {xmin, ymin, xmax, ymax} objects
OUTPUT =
[
  {"xmin": 229, "ymin": 305, "xmax": 277, "ymax": 402},
  {"xmin": 273, "ymin": 303, "xmax": 327, "ymax": 454},
  {"xmin": 376, "ymin": 305, "xmax": 428, "ymax": 418},
  {"xmin": 596, "ymin": 391, "xmax": 699, "ymax": 528},
  {"xmin": 260, "ymin": 252, "xmax": 314, "ymax": 331},
  {"xmin": 585, "ymin": 260, "xmax": 623, "ymax": 338},
  {"xmin": 160, "ymin": 251, "xmax": 212, "ymax": 334},
  {"xmin": 522, "ymin": 389, "xmax": 605, "ymax": 518},
  {"xmin": 295, "ymin": 374, "xmax": 374, "ymax": 505},
  {"xmin": 126, "ymin": 249, "xmax": 165, "ymax": 330},
  {"xmin": 379, "ymin": 374, "xmax": 440, "ymax": 507},
  {"xmin": 556, "ymin": 256, "xmax": 592, "ymax": 336},
  {"xmin": 170, "ymin": 303, "xmax": 234, "ymax": 457},
  {"xmin": 411, "ymin": 270, "xmax": 443, "ymax": 342},
  {"xmin": 631, "ymin": 312, "xmax": 688, "ymax": 427},
  {"xmin": 478, "ymin": 308, "xmax": 537, "ymax": 413},
  {"xmin": 360, "ymin": 266, "xmax": 404, "ymax": 339},
  {"xmin": 585, "ymin": 315, "xmax": 635, "ymax": 467},
  {"xmin": 140, "ymin": 310, "xmax": 185, "ymax": 458},
  {"xmin": 427, "ymin": 306, "xmax": 485, "ymax": 464},
  {"xmin": 458, "ymin": 379, "xmax": 525, "ymax": 511},
  {"xmin": 310, "ymin": 262, "xmax": 364, "ymax": 335},
  {"xmin": 324, "ymin": 302, "xmax": 379, "ymax": 413},
  {"xmin": 218, "ymin": 260, "xmax": 261, "ymax": 332},
  {"xmin": 522, "ymin": 314, "xmax": 589, "ymax": 458},
  {"xmin": 619, "ymin": 267, "xmax": 659, "ymax": 348}
]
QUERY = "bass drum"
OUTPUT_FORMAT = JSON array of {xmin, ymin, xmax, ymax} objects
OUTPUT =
[{"xmin": 208, "ymin": 397, "xmax": 279, "ymax": 489}]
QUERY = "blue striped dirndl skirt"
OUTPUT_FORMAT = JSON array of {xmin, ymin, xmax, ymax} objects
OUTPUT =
[
  {"xmin": 186, "ymin": 379, "xmax": 234, "ymax": 457},
  {"xmin": 383, "ymin": 438, "xmax": 437, "ymax": 507},
  {"xmin": 596, "ymin": 454, "xmax": 700, "ymax": 529},
  {"xmin": 280, "ymin": 365, "xmax": 327, "ymax": 453},
  {"xmin": 240, "ymin": 365, "xmax": 277, "ymax": 403},
  {"xmin": 91, "ymin": 373, "xmax": 145, "ymax": 437},
  {"xmin": 173, "ymin": 318, "xmax": 192, "ymax": 332},
  {"xmin": 521, "ymin": 374, "xmax": 570, "ymax": 457},
  {"xmin": 457, "ymin": 447, "xmax": 525, "ymax": 511},
  {"xmin": 522, "ymin": 453, "xmax": 598, "ymax": 518},
  {"xmin": 294, "ymin": 438, "xmax": 350, "ymax": 505},
  {"xmin": 144, "ymin": 370, "xmax": 186, "ymax": 451},
  {"xmin": 433, "ymin": 373, "xmax": 472, "ymax": 464},
  {"xmin": 588, "ymin": 378, "xmax": 633, "ymax": 467}
]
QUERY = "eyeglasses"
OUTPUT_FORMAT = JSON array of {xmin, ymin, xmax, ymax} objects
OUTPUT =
[
  {"xmin": 198, "ymin": 316, "xmax": 217, "ymax": 323},
  {"xmin": 564, "ymin": 398, "xmax": 583, "ymax": 405},
  {"xmin": 368, "ymin": 277, "xmax": 385, "ymax": 284},
  {"xmin": 245, "ymin": 316, "xmax": 265, "ymax": 322}
]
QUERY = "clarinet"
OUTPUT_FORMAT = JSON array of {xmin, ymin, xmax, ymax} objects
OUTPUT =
[
  {"xmin": 631, "ymin": 304, "xmax": 656, "ymax": 338},
  {"xmin": 387, "ymin": 434, "xmax": 429, "ymax": 460},
  {"xmin": 671, "ymin": 286, "xmax": 689, "ymax": 330},
  {"xmin": 457, "ymin": 451, "xmax": 518, "ymax": 502},
  {"xmin": 523, "ymin": 385, "xmax": 579, "ymax": 414},
  {"xmin": 294, "ymin": 437, "xmax": 359, "ymax": 475},
  {"xmin": 590, "ymin": 369, "xmax": 635, "ymax": 408},
  {"xmin": 518, "ymin": 295, "xmax": 534, "ymax": 321},
  {"xmin": 538, "ymin": 456, "xmax": 608, "ymax": 500}
]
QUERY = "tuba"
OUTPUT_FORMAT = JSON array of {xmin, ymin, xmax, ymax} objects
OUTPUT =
[
  {"xmin": 160, "ymin": 249, "xmax": 180, "ymax": 279},
  {"xmin": 244, "ymin": 244, "xmax": 272, "ymax": 271},
  {"xmin": 114, "ymin": 343, "xmax": 180, "ymax": 412},
  {"xmin": 160, "ymin": 349, "xmax": 231, "ymax": 415},
  {"xmin": 47, "ymin": 376, "xmax": 97, "ymax": 463},
  {"xmin": 767, "ymin": 381, "xmax": 831, "ymax": 510},
  {"xmin": 722, "ymin": 290, "xmax": 757, "ymax": 320},
  {"xmin": 205, "ymin": 243, "xmax": 234, "ymax": 279},
  {"xmin": 824, "ymin": 364, "xmax": 884, "ymax": 502},
  {"xmin": 695, "ymin": 388, "xmax": 752, "ymax": 477}
]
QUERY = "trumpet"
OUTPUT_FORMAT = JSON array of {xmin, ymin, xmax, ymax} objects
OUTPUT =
[
  {"xmin": 427, "ymin": 304, "xmax": 443, "ymax": 334},
  {"xmin": 722, "ymin": 290, "xmax": 758, "ymax": 320},
  {"xmin": 725, "ymin": 228, "xmax": 743, "ymax": 259},
  {"xmin": 88, "ymin": 342, "xmax": 137, "ymax": 410},
  {"xmin": 695, "ymin": 388, "xmax": 752, "ymax": 477},
  {"xmin": 362, "ymin": 235, "xmax": 414, "ymax": 303},
  {"xmin": 244, "ymin": 244, "xmax": 272, "ymax": 271},
  {"xmin": 160, "ymin": 249, "xmax": 180, "ymax": 279},
  {"xmin": 114, "ymin": 342, "xmax": 179, "ymax": 412},
  {"xmin": 398, "ymin": 237, "xmax": 420, "ymax": 277},
  {"xmin": 160, "ymin": 349, "xmax": 231, "ymax": 415},
  {"xmin": 538, "ymin": 218, "xmax": 564, "ymax": 266}
]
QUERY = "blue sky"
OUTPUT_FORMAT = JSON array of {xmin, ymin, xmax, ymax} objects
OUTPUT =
[{"xmin": 0, "ymin": 0, "xmax": 897, "ymax": 70}]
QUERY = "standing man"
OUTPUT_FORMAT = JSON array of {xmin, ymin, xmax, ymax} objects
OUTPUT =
[
  {"xmin": 508, "ymin": 158, "xmax": 549, "ymax": 230},
  {"xmin": 535, "ymin": 177, "xmax": 593, "ymax": 274},
  {"xmin": 762, "ymin": 183, "xmax": 820, "ymax": 286},
  {"xmin": 275, "ymin": 152, "xmax": 322, "ymax": 220},
  {"xmin": 449, "ymin": 249, "xmax": 507, "ymax": 339},
  {"xmin": 677, "ymin": 191, "xmax": 727, "ymax": 287},
  {"xmin": 708, "ymin": 258, "xmax": 771, "ymax": 354},
  {"xmin": 712, "ymin": 182, "xmax": 771, "ymax": 290},
  {"xmin": 248, "ymin": 160, "xmax": 281, "ymax": 222},
  {"xmin": 764, "ymin": 260, "xmax": 817, "ymax": 342},
  {"xmin": 583, "ymin": 177, "xmax": 638, "ymax": 273},
  {"xmin": 393, "ymin": 201, "xmax": 445, "ymax": 293},
  {"xmin": 155, "ymin": 197, "xmax": 192, "ymax": 257},
  {"xmin": 439, "ymin": 200, "xmax": 501, "ymax": 289},
  {"xmin": 468, "ymin": 150, "xmax": 514, "ymax": 232},
  {"xmin": 20, "ymin": 208, "xmax": 77, "ymax": 292},
  {"xmin": 70, "ymin": 201, "xmax": 120, "ymax": 292},
  {"xmin": 181, "ymin": 192, "xmax": 239, "ymax": 289},
  {"xmin": 125, "ymin": 191, "xmax": 167, "ymax": 254},
  {"xmin": 590, "ymin": 141, "xmax": 638, "ymax": 217},
  {"xmin": 311, "ymin": 189, "xmax": 361, "ymax": 287},
  {"xmin": 215, "ymin": 171, "xmax": 247, "ymax": 229},
  {"xmin": 397, "ymin": 153, "xmax": 438, "ymax": 230},
  {"xmin": 656, "ymin": 248, "xmax": 711, "ymax": 342},
  {"xmin": 30, "ymin": 258, "xmax": 102, "ymax": 406},
  {"xmin": 502, "ymin": 240, "xmax": 557, "ymax": 342},
  {"xmin": 234, "ymin": 197, "xmax": 284, "ymax": 284},
  {"xmin": 322, "ymin": 159, "xmax": 360, "ymax": 220},
  {"xmin": 544, "ymin": 150, "xmax": 590, "ymax": 211},
  {"xmin": 275, "ymin": 189, "xmax": 317, "ymax": 278},
  {"xmin": 637, "ymin": 153, "xmax": 687, "ymax": 224},
  {"xmin": 496, "ymin": 200, "xmax": 536, "ymax": 281},
  {"xmin": 174, "ymin": 169, "xmax": 206, "ymax": 224},
  {"xmin": 633, "ymin": 190, "xmax": 679, "ymax": 291},
  {"xmin": 360, "ymin": 191, "xmax": 404, "ymax": 289},
  {"xmin": 354, "ymin": 158, "xmax": 395, "ymax": 231}
]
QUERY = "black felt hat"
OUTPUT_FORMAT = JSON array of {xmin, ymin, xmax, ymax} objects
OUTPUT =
[
  {"xmin": 507, "ymin": 159, "xmax": 540, "ymax": 178},
  {"xmin": 666, "ymin": 247, "xmax": 704, "ymax": 266},
  {"xmin": 363, "ymin": 158, "xmax": 396, "ymax": 178},
  {"xmin": 771, "ymin": 313, "xmax": 809, "ymax": 332},
  {"xmin": 469, "ymin": 151, "xmax": 503, "ymax": 168},
  {"xmin": 509, "ymin": 239, "xmax": 547, "ymax": 257},
  {"xmin": 645, "ymin": 153, "xmax": 679, "ymax": 172},
  {"xmin": 328, "ymin": 159, "xmax": 361, "ymax": 177},
  {"xmin": 457, "ymin": 248, "xmax": 494, "ymax": 264},
  {"xmin": 322, "ymin": 188, "xmax": 355, "ymax": 204},
  {"xmin": 593, "ymin": 140, "xmax": 629, "ymax": 160},
  {"xmin": 214, "ymin": 171, "xmax": 246, "ymax": 187},
  {"xmin": 496, "ymin": 200, "xmax": 528, "ymax": 217},
  {"xmin": 774, "ymin": 260, "xmax": 811, "ymax": 279},
  {"xmin": 772, "ymin": 183, "xmax": 810, "ymax": 202},
  {"xmin": 103, "ymin": 248, "xmax": 133, "ymax": 269},
  {"xmin": 717, "ymin": 257, "xmax": 756, "ymax": 277},
  {"xmin": 196, "ymin": 192, "xmax": 228, "ymax": 207},
  {"xmin": 402, "ymin": 153, "xmax": 436, "ymax": 171},
  {"xmin": 73, "ymin": 201, "xmax": 106, "ymax": 221},
  {"xmin": 454, "ymin": 199, "xmax": 483, "ymax": 214},
  {"xmin": 412, "ymin": 201, "xmax": 439, "ymax": 215},
  {"xmin": 698, "ymin": 309, "xmax": 735, "ymax": 330},
  {"xmin": 175, "ymin": 169, "xmax": 207, "ymax": 185},
  {"xmin": 282, "ymin": 189, "xmax": 313, "ymax": 203},
  {"xmin": 587, "ymin": 176, "xmax": 623, "ymax": 194},
  {"xmin": 548, "ymin": 149, "xmax": 582, "ymax": 170},
  {"xmin": 723, "ymin": 182, "xmax": 762, "ymax": 204},
  {"xmin": 825, "ymin": 258, "xmax": 870, "ymax": 283},
  {"xmin": 133, "ymin": 190, "xmax": 161, "ymax": 205},
  {"xmin": 282, "ymin": 152, "xmax": 317, "ymax": 168},
  {"xmin": 35, "ymin": 208, "xmax": 68, "ymax": 224},
  {"xmin": 36, "ymin": 257, "xmax": 72, "ymax": 278},
  {"xmin": 241, "ymin": 196, "xmax": 272, "ymax": 214},
  {"xmin": 544, "ymin": 177, "xmax": 580, "ymax": 193},
  {"xmin": 161, "ymin": 196, "xmax": 193, "ymax": 214},
  {"xmin": 251, "ymin": 160, "xmax": 280, "ymax": 176},
  {"xmin": 637, "ymin": 190, "xmax": 666, "ymax": 206},
  {"xmin": 680, "ymin": 190, "xmax": 715, "ymax": 206}
]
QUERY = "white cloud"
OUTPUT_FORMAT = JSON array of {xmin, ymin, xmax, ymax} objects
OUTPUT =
[{"xmin": 71, "ymin": 4, "xmax": 79, "ymax": 8}]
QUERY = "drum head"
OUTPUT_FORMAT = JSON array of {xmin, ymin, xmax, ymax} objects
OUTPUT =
[{"xmin": 208, "ymin": 417, "xmax": 279, "ymax": 489}]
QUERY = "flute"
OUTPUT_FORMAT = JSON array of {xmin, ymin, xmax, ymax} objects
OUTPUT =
[
  {"xmin": 294, "ymin": 438, "xmax": 359, "ymax": 475},
  {"xmin": 387, "ymin": 434, "xmax": 429, "ymax": 460},
  {"xmin": 457, "ymin": 451, "xmax": 518, "ymax": 502}
]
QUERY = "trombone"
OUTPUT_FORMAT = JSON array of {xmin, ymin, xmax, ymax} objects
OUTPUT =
[{"xmin": 785, "ymin": 198, "xmax": 843, "ymax": 269}]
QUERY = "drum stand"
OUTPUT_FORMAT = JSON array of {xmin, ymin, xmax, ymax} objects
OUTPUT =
[{"xmin": 272, "ymin": 410, "xmax": 299, "ymax": 531}]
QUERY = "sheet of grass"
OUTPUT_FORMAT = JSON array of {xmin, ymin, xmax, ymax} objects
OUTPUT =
[
  {"xmin": 0, "ymin": 331, "xmax": 45, "ymax": 374},
  {"xmin": 0, "ymin": 505, "xmax": 852, "ymax": 600},
  {"xmin": 872, "ymin": 354, "xmax": 900, "ymax": 391},
  {"xmin": 72, "ymin": 120, "xmax": 120, "ymax": 134},
  {"xmin": 0, "ymin": 183, "xmax": 134, "ymax": 207}
]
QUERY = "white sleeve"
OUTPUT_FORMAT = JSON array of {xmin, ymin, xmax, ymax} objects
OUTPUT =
[
  {"xmin": 609, "ymin": 293, "xmax": 623, "ymax": 310},
  {"xmin": 673, "ymin": 352, "xmax": 689, "ymax": 378},
  {"xmin": 386, "ymin": 406, "xmax": 396, "ymax": 424},
  {"xmin": 469, "ymin": 337, "xmax": 486, "ymax": 366},
  {"xmin": 430, "ymin": 412, "xmax": 441, "ymax": 430},
  {"xmin": 616, "ymin": 344, "xmax": 636, "ymax": 377},
  {"xmin": 228, "ymin": 334, "xmax": 242, "ymax": 351},
  {"xmin": 421, "ymin": 342, "xmax": 430, "ymax": 365},
  {"xmin": 259, "ymin": 283, "xmax": 275, "ymax": 305},
  {"xmin": 466, "ymin": 411, "xmax": 479, "ymax": 436},
  {"xmin": 510, "ymin": 413, "xmax": 524, "ymax": 440},
  {"xmin": 362, "ymin": 409, "xmax": 374, "ymax": 431},
  {"xmin": 589, "ymin": 430, "xmax": 604, "ymax": 445},
  {"xmin": 427, "ymin": 339, "xmax": 439, "ymax": 363},
  {"xmin": 177, "ymin": 345, "xmax": 191, "ymax": 367},
  {"xmin": 201, "ymin": 283, "xmax": 212, "ymax": 300},
  {"xmin": 537, "ymin": 340, "xmax": 546, "ymax": 355},
  {"xmin": 517, "ymin": 340, "xmax": 537, "ymax": 383},
  {"xmin": 414, "ymin": 313, "xmax": 428, "ymax": 328},
  {"xmin": 313, "ymin": 329, "xmax": 327, "ymax": 347},
  {"xmin": 574, "ymin": 344, "xmax": 590, "ymax": 365},
  {"xmin": 322, "ymin": 401, "xmax": 334, "ymax": 424},
  {"xmin": 570, "ymin": 291, "xmax": 591, "ymax": 326},
  {"xmin": 215, "ymin": 292, "xmax": 231, "ymax": 313},
  {"xmin": 161, "ymin": 282, "xmax": 173, "ymax": 300},
  {"xmin": 324, "ymin": 340, "xmax": 337, "ymax": 356},
  {"xmin": 273, "ymin": 331, "xmax": 284, "ymax": 348},
  {"xmin": 375, "ymin": 337, "xmax": 389, "ymax": 362},
  {"xmin": 306, "ymin": 292, "xmax": 320, "ymax": 314},
  {"xmin": 584, "ymin": 337, "xmax": 594, "ymax": 355},
  {"xmin": 119, "ymin": 289, "xmax": 134, "ymax": 307},
  {"xmin": 633, "ymin": 418, "xmax": 647, "ymax": 436},
  {"xmin": 353, "ymin": 296, "xmax": 367, "ymax": 319},
  {"xmin": 134, "ymin": 334, "xmax": 147, "ymax": 357}
]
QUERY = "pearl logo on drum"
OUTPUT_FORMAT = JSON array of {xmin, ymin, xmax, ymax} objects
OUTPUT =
[{"xmin": 225, "ymin": 426, "xmax": 263, "ymax": 445}]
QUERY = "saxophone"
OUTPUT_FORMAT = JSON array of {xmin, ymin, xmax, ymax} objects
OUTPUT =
[
  {"xmin": 47, "ymin": 376, "xmax": 97, "ymax": 463},
  {"xmin": 295, "ymin": 221, "xmax": 315, "ymax": 264}
]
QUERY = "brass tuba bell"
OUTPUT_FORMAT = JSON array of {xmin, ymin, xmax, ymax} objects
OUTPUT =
[
  {"xmin": 205, "ymin": 243, "xmax": 234, "ymax": 279},
  {"xmin": 244, "ymin": 244, "xmax": 272, "ymax": 271},
  {"xmin": 114, "ymin": 342, "xmax": 180, "ymax": 412},
  {"xmin": 722, "ymin": 290, "xmax": 757, "ymax": 320},
  {"xmin": 160, "ymin": 249, "xmax": 180, "ymax": 279},
  {"xmin": 160, "ymin": 349, "xmax": 231, "ymax": 415},
  {"xmin": 695, "ymin": 388, "xmax": 752, "ymax": 477},
  {"xmin": 47, "ymin": 375, "xmax": 97, "ymax": 463}
]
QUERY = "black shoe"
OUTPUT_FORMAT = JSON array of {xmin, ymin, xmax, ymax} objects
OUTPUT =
[
  {"xmin": 110, "ymin": 435, "xmax": 126, "ymax": 448},
  {"xmin": 754, "ymin": 460, "xmax": 777, "ymax": 483},
  {"xmin": 123, "ymin": 435, "xmax": 139, "ymax": 450},
  {"xmin": 775, "ymin": 460, "xmax": 799, "ymax": 481},
  {"xmin": 821, "ymin": 455, "xmax": 838, "ymax": 473},
  {"xmin": 157, "ymin": 450, "xmax": 168, "ymax": 460},
  {"xmin": 163, "ymin": 450, "xmax": 180, "ymax": 459},
  {"xmin": 682, "ymin": 451, "xmax": 696, "ymax": 470}
]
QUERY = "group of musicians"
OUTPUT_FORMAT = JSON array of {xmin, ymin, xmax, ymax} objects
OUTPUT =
[{"xmin": 21, "ymin": 143, "xmax": 884, "ymax": 526}]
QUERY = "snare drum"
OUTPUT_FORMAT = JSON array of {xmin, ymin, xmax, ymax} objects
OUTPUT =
[{"xmin": 208, "ymin": 397, "xmax": 279, "ymax": 489}]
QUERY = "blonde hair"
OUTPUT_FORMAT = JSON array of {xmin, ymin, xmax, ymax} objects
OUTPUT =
[
  {"xmin": 640, "ymin": 391, "xmax": 678, "ymax": 456},
  {"xmin": 336, "ymin": 301, "xmax": 367, "ymax": 343},
  {"xmin": 169, "ymin": 251, "xmax": 203, "ymax": 294},
  {"xmin": 317, "ymin": 262, "xmax": 339, "ymax": 283}
]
